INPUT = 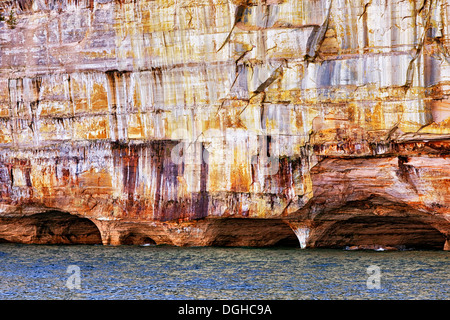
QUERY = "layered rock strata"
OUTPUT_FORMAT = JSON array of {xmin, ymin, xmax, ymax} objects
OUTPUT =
[{"xmin": 0, "ymin": 0, "xmax": 449, "ymax": 249}]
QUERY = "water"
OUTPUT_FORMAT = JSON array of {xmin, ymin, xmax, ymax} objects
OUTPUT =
[{"xmin": 0, "ymin": 243, "xmax": 448, "ymax": 300}]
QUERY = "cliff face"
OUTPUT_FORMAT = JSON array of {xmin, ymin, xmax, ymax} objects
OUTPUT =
[{"xmin": 0, "ymin": 0, "xmax": 449, "ymax": 249}]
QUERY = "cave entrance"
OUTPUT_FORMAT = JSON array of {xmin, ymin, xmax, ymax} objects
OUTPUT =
[
  {"xmin": 207, "ymin": 218, "xmax": 300, "ymax": 247},
  {"xmin": 121, "ymin": 233, "xmax": 157, "ymax": 246},
  {"xmin": 314, "ymin": 216, "xmax": 446, "ymax": 250},
  {"xmin": 0, "ymin": 210, "xmax": 103, "ymax": 245}
]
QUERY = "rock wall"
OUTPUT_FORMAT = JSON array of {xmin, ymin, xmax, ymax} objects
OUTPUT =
[{"xmin": 0, "ymin": 0, "xmax": 449, "ymax": 249}]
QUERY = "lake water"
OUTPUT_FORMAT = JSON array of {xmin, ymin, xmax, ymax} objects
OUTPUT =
[{"xmin": 0, "ymin": 243, "xmax": 448, "ymax": 300}]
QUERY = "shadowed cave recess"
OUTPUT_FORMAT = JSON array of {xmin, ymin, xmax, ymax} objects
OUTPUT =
[
  {"xmin": 0, "ymin": 211, "xmax": 102, "ymax": 245},
  {"xmin": 0, "ymin": 211, "xmax": 446, "ymax": 250},
  {"xmin": 314, "ymin": 216, "xmax": 446, "ymax": 250}
]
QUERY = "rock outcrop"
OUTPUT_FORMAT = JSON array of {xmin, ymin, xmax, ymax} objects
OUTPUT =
[{"xmin": 0, "ymin": 0, "xmax": 449, "ymax": 249}]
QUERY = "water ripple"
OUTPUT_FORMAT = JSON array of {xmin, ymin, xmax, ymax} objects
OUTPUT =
[{"xmin": 0, "ymin": 244, "xmax": 448, "ymax": 300}]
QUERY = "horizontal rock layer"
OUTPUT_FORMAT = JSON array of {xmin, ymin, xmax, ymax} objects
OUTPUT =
[{"xmin": 0, "ymin": 0, "xmax": 449, "ymax": 249}]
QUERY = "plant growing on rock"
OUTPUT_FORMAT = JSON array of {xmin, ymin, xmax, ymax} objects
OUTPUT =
[
  {"xmin": 6, "ymin": 10, "xmax": 17, "ymax": 29},
  {"xmin": 0, "ymin": 9, "xmax": 17, "ymax": 29}
]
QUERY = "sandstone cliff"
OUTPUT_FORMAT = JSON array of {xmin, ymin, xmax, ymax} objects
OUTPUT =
[{"xmin": 0, "ymin": 0, "xmax": 449, "ymax": 249}]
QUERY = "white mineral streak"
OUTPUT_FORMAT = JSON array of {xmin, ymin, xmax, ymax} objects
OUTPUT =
[{"xmin": 293, "ymin": 226, "xmax": 310, "ymax": 249}]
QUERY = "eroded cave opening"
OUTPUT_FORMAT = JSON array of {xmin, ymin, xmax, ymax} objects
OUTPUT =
[
  {"xmin": 207, "ymin": 218, "xmax": 300, "ymax": 247},
  {"xmin": 120, "ymin": 233, "xmax": 156, "ymax": 245},
  {"xmin": 314, "ymin": 216, "xmax": 446, "ymax": 250},
  {"xmin": 0, "ymin": 210, "xmax": 102, "ymax": 245}
]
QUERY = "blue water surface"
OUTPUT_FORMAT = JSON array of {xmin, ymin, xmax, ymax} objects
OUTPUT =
[{"xmin": 0, "ymin": 244, "xmax": 448, "ymax": 300}]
